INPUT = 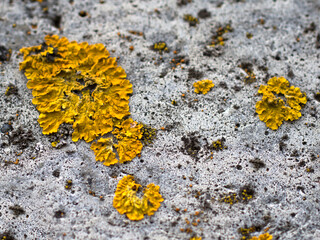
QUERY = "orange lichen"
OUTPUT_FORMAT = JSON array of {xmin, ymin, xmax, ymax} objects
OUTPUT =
[
  {"xmin": 20, "ymin": 35, "xmax": 143, "ymax": 165},
  {"xmin": 249, "ymin": 233, "xmax": 272, "ymax": 240},
  {"xmin": 256, "ymin": 77, "xmax": 307, "ymax": 130},
  {"xmin": 193, "ymin": 79, "xmax": 215, "ymax": 94},
  {"xmin": 113, "ymin": 175, "xmax": 164, "ymax": 221}
]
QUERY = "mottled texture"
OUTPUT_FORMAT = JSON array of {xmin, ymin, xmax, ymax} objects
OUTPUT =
[{"xmin": 0, "ymin": 0, "xmax": 320, "ymax": 239}]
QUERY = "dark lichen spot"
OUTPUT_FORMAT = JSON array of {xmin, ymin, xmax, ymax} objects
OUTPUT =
[
  {"xmin": 5, "ymin": 84, "xmax": 19, "ymax": 96},
  {"xmin": 249, "ymin": 158, "xmax": 265, "ymax": 170},
  {"xmin": 141, "ymin": 125, "xmax": 157, "ymax": 145},
  {"xmin": 314, "ymin": 92, "xmax": 320, "ymax": 102},
  {"xmin": 9, "ymin": 127, "xmax": 35, "ymax": 149},
  {"xmin": 274, "ymin": 52, "xmax": 281, "ymax": 61},
  {"xmin": 79, "ymin": 11, "xmax": 88, "ymax": 17},
  {"xmin": 232, "ymin": 85, "xmax": 241, "ymax": 92},
  {"xmin": 304, "ymin": 22, "xmax": 316, "ymax": 33},
  {"xmin": 0, "ymin": 232, "xmax": 15, "ymax": 240},
  {"xmin": 52, "ymin": 169, "xmax": 60, "ymax": 178},
  {"xmin": 9, "ymin": 205, "xmax": 25, "ymax": 216},
  {"xmin": 49, "ymin": 15, "xmax": 62, "ymax": 29},
  {"xmin": 291, "ymin": 150, "xmax": 299, "ymax": 157},
  {"xmin": 181, "ymin": 133, "xmax": 201, "ymax": 158},
  {"xmin": 177, "ymin": 0, "xmax": 192, "ymax": 6},
  {"xmin": 316, "ymin": 33, "xmax": 320, "ymax": 49},
  {"xmin": 159, "ymin": 69, "xmax": 168, "ymax": 78},
  {"xmin": 287, "ymin": 68, "xmax": 295, "ymax": 78},
  {"xmin": 54, "ymin": 210, "xmax": 65, "ymax": 218},
  {"xmin": 1, "ymin": 123, "xmax": 13, "ymax": 133},
  {"xmin": 236, "ymin": 165, "xmax": 242, "ymax": 170},
  {"xmin": 188, "ymin": 68, "xmax": 203, "ymax": 80},
  {"xmin": 0, "ymin": 46, "xmax": 11, "ymax": 62},
  {"xmin": 219, "ymin": 81, "xmax": 228, "ymax": 89},
  {"xmin": 198, "ymin": 9, "xmax": 211, "ymax": 19}
]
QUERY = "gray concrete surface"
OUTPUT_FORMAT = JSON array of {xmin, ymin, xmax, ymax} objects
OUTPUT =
[{"xmin": 0, "ymin": 0, "xmax": 320, "ymax": 239}]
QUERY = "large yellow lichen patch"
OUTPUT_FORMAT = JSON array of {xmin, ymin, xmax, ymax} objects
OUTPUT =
[
  {"xmin": 256, "ymin": 77, "xmax": 307, "ymax": 130},
  {"xmin": 20, "ymin": 35, "xmax": 143, "ymax": 165},
  {"xmin": 113, "ymin": 175, "xmax": 163, "ymax": 221}
]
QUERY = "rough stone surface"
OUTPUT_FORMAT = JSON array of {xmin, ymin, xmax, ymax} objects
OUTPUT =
[{"xmin": 0, "ymin": 0, "xmax": 320, "ymax": 239}]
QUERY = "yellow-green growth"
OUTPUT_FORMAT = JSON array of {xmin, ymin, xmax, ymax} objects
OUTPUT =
[
  {"xmin": 183, "ymin": 14, "xmax": 199, "ymax": 26},
  {"xmin": 220, "ymin": 193, "xmax": 238, "ymax": 205},
  {"xmin": 141, "ymin": 125, "xmax": 157, "ymax": 145},
  {"xmin": 152, "ymin": 42, "xmax": 168, "ymax": 52}
]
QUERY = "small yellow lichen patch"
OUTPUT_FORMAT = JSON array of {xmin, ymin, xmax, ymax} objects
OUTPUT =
[
  {"xmin": 190, "ymin": 237, "xmax": 202, "ymax": 240},
  {"xmin": 51, "ymin": 141, "xmax": 59, "ymax": 147},
  {"xmin": 183, "ymin": 14, "xmax": 199, "ymax": 26},
  {"xmin": 249, "ymin": 233, "xmax": 272, "ymax": 240},
  {"xmin": 152, "ymin": 42, "xmax": 168, "ymax": 53},
  {"xmin": 256, "ymin": 77, "xmax": 307, "ymax": 130},
  {"xmin": 193, "ymin": 79, "xmax": 215, "ymax": 94},
  {"xmin": 113, "ymin": 175, "xmax": 164, "ymax": 221}
]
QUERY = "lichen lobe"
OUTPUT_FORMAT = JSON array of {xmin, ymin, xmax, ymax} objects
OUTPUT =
[{"xmin": 113, "ymin": 175, "xmax": 164, "ymax": 221}]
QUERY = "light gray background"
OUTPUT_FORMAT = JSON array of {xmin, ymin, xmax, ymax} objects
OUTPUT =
[{"xmin": 0, "ymin": 0, "xmax": 319, "ymax": 239}]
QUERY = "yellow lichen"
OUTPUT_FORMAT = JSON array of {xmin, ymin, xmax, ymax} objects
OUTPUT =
[
  {"xmin": 256, "ymin": 77, "xmax": 307, "ymax": 130},
  {"xmin": 51, "ymin": 141, "xmax": 59, "ymax": 147},
  {"xmin": 209, "ymin": 24, "xmax": 232, "ymax": 47},
  {"xmin": 183, "ymin": 14, "xmax": 199, "ymax": 26},
  {"xmin": 193, "ymin": 79, "xmax": 215, "ymax": 94},
  {"xmin": 20, "ymin": 35, "xmax": 144, "ymax": 165},
  {"xmin": 113, "ymin": 175, "xmax": 164, "ymax": 221},
  {"xmin": 90, "ymin": 118, "xmax": 143, "ymax": 165},
  {"xmin": 152, "ymin": 42, "xmax": 168, "ymax": 52},
  {"xmin": 190, "ymin": 237, "xmax": 202, "ymax": 240},
  {"xmin": 249, "ymin": 233, "xmax": 272, "ymax": 240},
  {"xmin": 90, "ymin": 138, "xmax": 117, "ymax": 166},
  {"xmin": 20, "ymin": 35, "xmax": 132, "ymax": 140},
  {"xmin": 113, "ymin": 118, "xmax": 143, "ymax": 163}
]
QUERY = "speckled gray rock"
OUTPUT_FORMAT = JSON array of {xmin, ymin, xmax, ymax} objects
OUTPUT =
[{"xmin": 0, "ymin": 0, "xmax": 320, "ymax": 239}]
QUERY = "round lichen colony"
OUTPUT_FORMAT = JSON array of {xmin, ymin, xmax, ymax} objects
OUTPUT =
[
  {"xmin": 113, "ymin": 175, "xmax": 164, "ymax": 221},
  {"xmin": 256, "ymin": 76, "xmax": 307, "ymax": 130},
  {"xmin": 193, "ymin": 79, "xmax": 215, "ymax": 94}
]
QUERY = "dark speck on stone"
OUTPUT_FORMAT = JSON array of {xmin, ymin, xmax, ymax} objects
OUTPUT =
[
  {"xmin": 198, "ymin": 9, "xmax": 211, "ymax": 19},
  {"xmin": 9, "ymin": 205, "xmax": 25, "ymax": 216},
  {"xmin": 1, "ymin": 123, "xmax": 13, "ymax": 133},
  {"xmin": 0, "ymin": 46, "xmax": 10, "ymax": 62}
]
